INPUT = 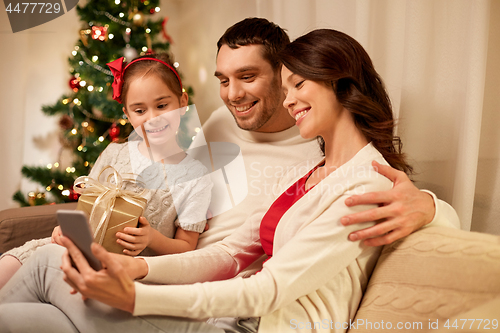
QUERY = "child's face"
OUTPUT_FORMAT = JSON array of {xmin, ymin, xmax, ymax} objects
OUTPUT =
[{"xmin": 123, "ymin": 74, "xmax": 188, "ymax": 147}]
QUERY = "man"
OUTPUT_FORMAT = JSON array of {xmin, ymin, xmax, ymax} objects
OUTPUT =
[{"xmin": 0, "ymin": 18, "xmax": 458, "ymax": 333}]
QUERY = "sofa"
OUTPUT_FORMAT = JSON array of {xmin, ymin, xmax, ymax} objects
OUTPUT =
[{"xmin": 1, "ymin": 204, "xmax": 499, "ymax": 332}]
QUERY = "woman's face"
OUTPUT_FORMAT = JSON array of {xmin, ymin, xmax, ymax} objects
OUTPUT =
[
  {"xmin": 123, "ymin": 74, "xmax": 188, "ymax": 147},
  {"xmin": 281, "ymin": 66, "xmax": 344, "ymax": 140}
]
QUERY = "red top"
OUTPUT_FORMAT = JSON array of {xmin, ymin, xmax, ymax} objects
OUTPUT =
[{"xmin": 260, "ymin": 164, "xmax": 322, "ymax": 263}]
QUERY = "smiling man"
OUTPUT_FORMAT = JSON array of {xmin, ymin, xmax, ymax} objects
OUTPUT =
[{"xmin": 215, "ymin": 43, "xmax": 291, "ymax": 133}]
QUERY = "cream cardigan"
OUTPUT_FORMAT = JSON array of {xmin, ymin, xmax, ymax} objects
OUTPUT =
[{"xmin": 134, "ymin": 143, "xmax": 399, "ymax": 332}]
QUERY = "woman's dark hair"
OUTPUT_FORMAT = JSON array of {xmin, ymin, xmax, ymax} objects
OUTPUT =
[
  {"xmin": 279, "ymin": 29, "xmax": 412, "ymax": 174},
  {"xmin": 121, "ymin": 53, "xmax": 182, "ymax": 106},
  {"xmin": 217, "ymin": 17, "xmax": 290, "ymax": 71}
]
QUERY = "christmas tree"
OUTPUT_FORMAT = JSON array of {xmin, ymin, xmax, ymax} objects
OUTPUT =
[{"xmin": 13, "ymin": 0, "xmax": 194, "ymax": 206}]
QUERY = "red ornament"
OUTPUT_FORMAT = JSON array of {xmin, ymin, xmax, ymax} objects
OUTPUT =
[
  {"xmin": 91, "ymin": 26, "xmax": 108, "ymax": 41},
  {"xmin": 69, "ymin": 76, "xmax": 80, "ymax": 92},
  {"xmin": 149, "ymin": 8, "xmax": 155, "ymax": 14},
  {"xmin": 109, "ymin": 123, "xmax": 120, "ymax": 141}
]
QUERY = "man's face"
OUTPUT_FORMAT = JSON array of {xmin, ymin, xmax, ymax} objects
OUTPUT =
[{"xmin": 215, "ymin": 44, "xmax": 284, "ymax": 132}]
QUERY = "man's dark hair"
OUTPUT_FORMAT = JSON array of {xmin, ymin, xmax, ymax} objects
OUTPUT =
[{"xmin": 217, "ymin": 17, "xmax": 290, "ymax": 71}]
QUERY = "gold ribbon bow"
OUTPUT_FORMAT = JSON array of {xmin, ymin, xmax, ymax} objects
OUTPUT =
[{"xmin": 73, "ymin": 166, "xmax": 147, "ymax": 245}]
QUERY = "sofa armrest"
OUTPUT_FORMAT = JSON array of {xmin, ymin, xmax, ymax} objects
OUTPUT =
[
  {"xmin": 350, "ymin": 227, "xmax": 500, "ymax": 332},
  {"xmin": 0, "ymin": 203, "xmax": 77, "ymax": 253}
]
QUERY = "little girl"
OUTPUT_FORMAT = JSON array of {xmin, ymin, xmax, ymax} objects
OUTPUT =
[{"xmin": 0, "ymin": 53, "xmax": 212, "ymax": 289}]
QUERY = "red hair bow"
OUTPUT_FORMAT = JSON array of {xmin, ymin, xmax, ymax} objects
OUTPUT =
[
  {"xmin": 107, "ymin": 57, "xmax": 126, "ymax": 104},
  {"xmin": 107, "ymin": 56, "xmax": 182, "ymax": 105}
]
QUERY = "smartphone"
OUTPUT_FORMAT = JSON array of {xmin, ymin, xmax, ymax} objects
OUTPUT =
[{"xmin": 56, "ymin": 210, "xmax": 102, "ymax": 271}]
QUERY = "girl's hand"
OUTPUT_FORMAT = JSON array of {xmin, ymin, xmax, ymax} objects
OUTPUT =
[
  {"xmin": 51, "ymin": 226, "xmax": 63, "ymax": 245},
  {"xmin": 116, "ymin": 217, "xmax": 154, "ymax": 256}
]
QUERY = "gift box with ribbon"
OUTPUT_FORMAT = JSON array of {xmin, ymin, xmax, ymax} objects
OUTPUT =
[{"xmin": 73, "ymin": 166, "xmax": 147, "ymax": 254}]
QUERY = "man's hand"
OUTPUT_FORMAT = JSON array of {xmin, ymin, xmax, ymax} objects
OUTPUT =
[
  {"xmin": 60, "ymin": 236, "xmax": 147, "ymax": 313},
  {"xmin": 341, "ymin": 161, "xmax": 435, "ymax": 246}
]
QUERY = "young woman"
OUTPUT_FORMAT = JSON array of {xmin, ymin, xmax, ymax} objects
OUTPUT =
[{"xmin": 0, "ymin": 29, "xmax": 417, "ymax": 333}]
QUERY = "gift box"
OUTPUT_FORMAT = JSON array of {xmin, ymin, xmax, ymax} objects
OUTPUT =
[
  {"xmin": 74, "ymin": 166, "xmax": 147, "ymax": 254},
  {"xmin": 76, "ymin": 194, "xmax": 146, "ymax": 254}
]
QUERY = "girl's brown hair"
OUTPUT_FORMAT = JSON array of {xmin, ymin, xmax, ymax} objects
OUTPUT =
[
  {"xmin": 279, "ymin": 29, "xmax": 412, "ymax": 174},
  {"xmin": 121, "ymin": 53, "xmax": 182, "ymax": 106}
]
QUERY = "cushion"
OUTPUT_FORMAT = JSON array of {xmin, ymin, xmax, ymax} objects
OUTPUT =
[
  {"xmin": 433, "ymin": 296, "xmax": 500, "ymax": 332},
  {"xmin": 349, "ymin": 227, "xmax": 500, "ymax": 332},
  {"xmin": 0, "ymin": 202, "xmax": 77, "ymax": 253}
]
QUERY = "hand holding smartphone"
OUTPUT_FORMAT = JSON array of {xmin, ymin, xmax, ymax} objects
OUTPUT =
[{"xmin": 56, "ymin": 210, "xmax": 103, "ymax": 271}]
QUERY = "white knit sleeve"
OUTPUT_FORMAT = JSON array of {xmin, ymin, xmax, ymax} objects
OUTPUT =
[{"xmin": 421, "ymin": 190, "xmax": 461, "ymax": 229}]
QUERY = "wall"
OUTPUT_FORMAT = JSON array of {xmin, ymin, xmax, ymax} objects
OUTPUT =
[{"xmin": 0, "ymin": 6, "xmax": 80, "ymax": 209}]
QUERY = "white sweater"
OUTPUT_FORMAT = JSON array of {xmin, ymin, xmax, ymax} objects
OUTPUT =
[{"xmin": 93, "ymin": 142, "xmax": 212, "ymax": 235}]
